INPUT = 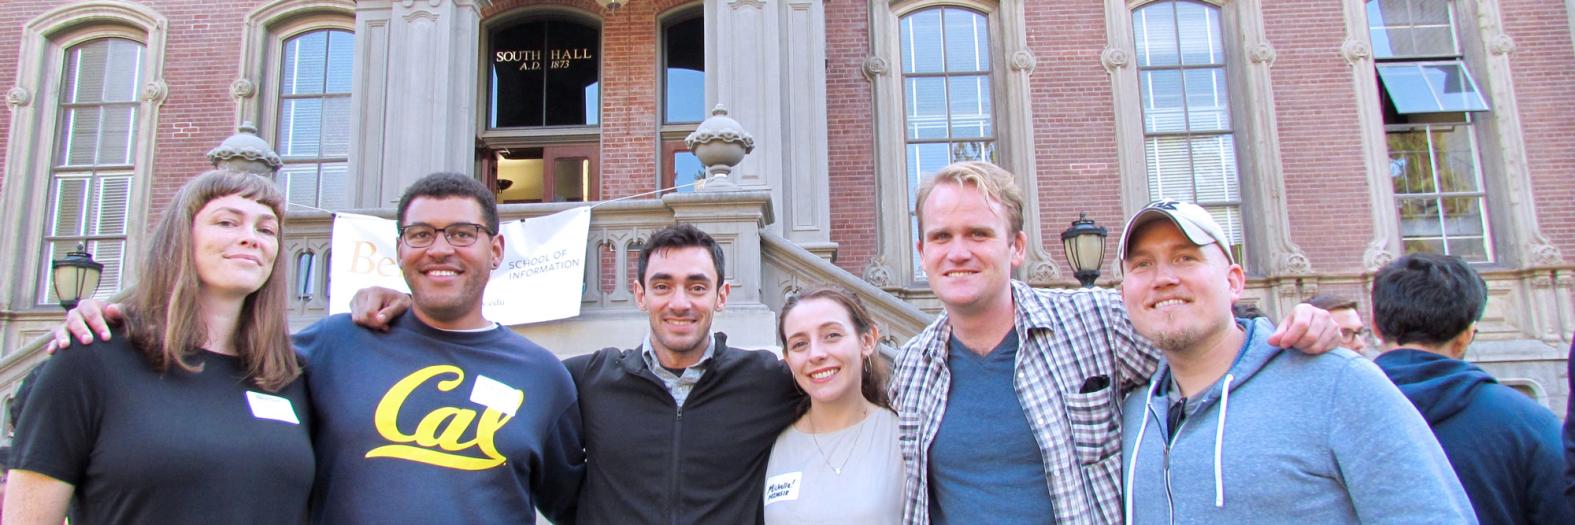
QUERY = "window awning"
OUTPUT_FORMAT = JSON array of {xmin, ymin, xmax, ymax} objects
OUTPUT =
[{"xmin": 1376, "ymin": 61, "xmax": 1490, "ymax": 114}]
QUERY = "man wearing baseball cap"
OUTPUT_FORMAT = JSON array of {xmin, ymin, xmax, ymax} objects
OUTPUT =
[{"xmin": 1116, "ymin": 199, "xmax": 1474, "ymax": 523}]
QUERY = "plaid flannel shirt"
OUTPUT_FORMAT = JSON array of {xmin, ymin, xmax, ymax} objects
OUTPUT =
[{"xmin": 889, "ymin": 281, "xmax": 1161, "ymax": 525}]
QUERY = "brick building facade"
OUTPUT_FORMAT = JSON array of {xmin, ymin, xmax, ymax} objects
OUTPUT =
[{"xmin": 1, "ymin": 0, "xmax": 1571, "ymax": 419}]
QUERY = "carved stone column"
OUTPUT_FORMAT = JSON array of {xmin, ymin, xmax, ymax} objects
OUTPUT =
[
  {"xmin": 350, "ymin": 0, "xmax": 489, "ymax": 207},
  {"xmin": 707, "ymin": 0, "xmax": 835, "ymax": 259}
]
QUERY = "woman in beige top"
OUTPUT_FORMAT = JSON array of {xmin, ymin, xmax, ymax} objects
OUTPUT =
[{"xmin": 764, "ymin": 287, "xmax": 903, "ymax": 524}]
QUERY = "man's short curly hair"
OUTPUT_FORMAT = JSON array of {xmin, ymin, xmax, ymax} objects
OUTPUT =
[{"xmin": 396, "ymin": 172, "xmax": 500, "ymax": 233}]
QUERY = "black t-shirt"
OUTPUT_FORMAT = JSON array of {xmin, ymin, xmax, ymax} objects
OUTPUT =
[{"xmin": 11, "ymin": 330, "xmax": 314, "ymax": 524}]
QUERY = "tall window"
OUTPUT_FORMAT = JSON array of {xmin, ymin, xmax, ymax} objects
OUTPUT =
[
  {"xmin": 661, "ymin": 11, "xmax": 705, "ymax": 194},
  {"xmin": 900, "ymin": 6, "xmax": 995, "ymax": 274},
  {"xmin": 1368, "ymin": 0, "xmax": 1492, "ymax": 261},
  {"xmin": 40, "ymin": 38, "xmax": 144, "ymax": 305},
  {"xmin": 1133, "ymin": 0, "xmax": 1244, "ymax": 264},
  {"xmin": 276, "ymin": 29, "xmax": 353, "ymax": 210},
  {"xmin": 483, "ymin": 16, "xmax": 600, "ymax": 203}
]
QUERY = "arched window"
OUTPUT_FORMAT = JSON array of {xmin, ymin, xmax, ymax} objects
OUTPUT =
[
  {"xmin": 1132, "ymin": 0, "xmax": 1244, "ymax": 264},
  {"xmin": 482, "ymin": 13, "xmax": 601, "ymax": 203},
  {"xmin": 276, "ymin": 29, "xmax": 354, "ymax": 210},
  {"xmin": 41, "ymin": 37, "xmax": 146, "ymax": 304},
  {"xmin": 899, "ymin": 5, "xmax": 997, "ymax": 275}
]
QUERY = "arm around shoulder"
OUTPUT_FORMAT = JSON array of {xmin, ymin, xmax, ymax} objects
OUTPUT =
[{"xmin": 1327, "ymin": 357, "xmax": 1476, "ymax": 523}]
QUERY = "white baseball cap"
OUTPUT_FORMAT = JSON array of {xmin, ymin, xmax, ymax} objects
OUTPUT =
[{"xmin": 1117, "ymin": 200, "xmax": 1235, "ymax": 265}]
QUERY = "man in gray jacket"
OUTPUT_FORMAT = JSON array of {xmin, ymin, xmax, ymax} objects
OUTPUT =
[{"xmin": 1116, "ymin": 199, "xmax": 1474, "ymax": 523}]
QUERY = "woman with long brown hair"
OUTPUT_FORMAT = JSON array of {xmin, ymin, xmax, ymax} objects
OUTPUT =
[
  {"xmin": 4, "ymin": 170, "xmax": 313, "ymax": 524},
  {"xmin": 764, "ymin": 287, "xmax": 902, "ymax": 524}
]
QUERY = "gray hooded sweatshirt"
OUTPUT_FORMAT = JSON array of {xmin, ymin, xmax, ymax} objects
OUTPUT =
[{"xmin": 1120, "ymin": 317, "xmax": 1476, "ymax": 524}]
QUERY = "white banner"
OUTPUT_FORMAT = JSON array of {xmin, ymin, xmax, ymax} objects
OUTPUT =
[{"xmin": 327, "ymin": 207, "xmax": 591, "ymax": 326}]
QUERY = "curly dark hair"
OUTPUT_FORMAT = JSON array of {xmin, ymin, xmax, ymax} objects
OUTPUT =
[
  {"xmin": 396, "ymin": 172, "xmax": 499, "ymax": 233},
  {"xmin": 637, "ymin": 223, "xmax": 725, "ymax": 284}
]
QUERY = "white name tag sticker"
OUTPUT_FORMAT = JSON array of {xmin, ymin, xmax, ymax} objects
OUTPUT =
[
  {"xmin": 246, "ymin": 391, "xmax": 300, "ymax": 424},
  {"xmin": 764, "ymin": 472, "xmax": 802, "ymax": 506},
  {"xmin": 470, "ymin": 374, "xmax": 523, "ymax": 417}
]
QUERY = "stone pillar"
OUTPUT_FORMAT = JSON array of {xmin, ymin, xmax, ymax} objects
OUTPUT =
[
  {"xmin": 350, "ymin": 0, "xmax": 488, "ymax": 208},
  {"xmin": 707, "ymin": 0, "xmax": 835, "ymax": 259}
]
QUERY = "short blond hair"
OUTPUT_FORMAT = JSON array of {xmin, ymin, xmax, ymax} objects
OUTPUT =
[{"xmin": 914, "ymin": 161, "xmax": 1025, "ymax": 237}]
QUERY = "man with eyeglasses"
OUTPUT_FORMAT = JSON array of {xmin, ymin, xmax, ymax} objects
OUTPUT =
[
  {"xmin": 53, "ymin": 173, "xmax": 585, "ymax": 523},
  {"xmin": 1305, "ymin": 294, "xmax": 1371, "ymax": 356}
]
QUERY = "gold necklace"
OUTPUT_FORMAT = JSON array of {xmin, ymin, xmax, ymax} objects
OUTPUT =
[{"xmin": 806, "ymin": 406, "xmax": 868, "ymax": 475}]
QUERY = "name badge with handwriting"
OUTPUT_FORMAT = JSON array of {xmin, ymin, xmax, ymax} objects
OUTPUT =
[{"xmin": 246, "ymin": 391, "xmax": 300, "ymax": 424}]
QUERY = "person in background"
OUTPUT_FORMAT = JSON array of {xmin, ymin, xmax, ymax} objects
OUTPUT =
[
  {"xmin": 1565, "ymin": 339, "xmax": 1575, "ymax": 515},
  {"xmin": 765, "ymin": 287, "xmax": 902, "ymax": 524},
  {"xmin": 7, "ymin": 170, "xmax": 313, "ymax": 524},
  {"xmin": 1306, "ymin": 294, "xmax": 1371, "ymax": 356},
  {"xmin": 1229, "ymin": 302, "xmax": 1265, "ymax": 319},
  {"xmin": 1371, "ymin": 253, "xmax": 1573, "ymax": 524},
  {"xmin": 1117, "ymin": 200, "xmax": 1473, "ymax": 523}
]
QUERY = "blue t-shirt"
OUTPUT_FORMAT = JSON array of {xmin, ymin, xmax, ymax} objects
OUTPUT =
[
  {"xmin": 295, "ymin": 311, "xmax": 584, "ymax": 523},
  {"xmin": 928, "ymin": 329, "xmax": 1054, "ymax": 524}
]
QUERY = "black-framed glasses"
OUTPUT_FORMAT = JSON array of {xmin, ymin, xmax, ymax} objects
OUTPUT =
[
  {"xmin": 398, "ymin": 223, "xmax": 492, "ymax": 248},
  {"xmin": 1340, "ymin": 327, "xmax": 1371, "ymax": 342}
]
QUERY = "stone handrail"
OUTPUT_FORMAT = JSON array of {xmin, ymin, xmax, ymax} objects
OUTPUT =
[{"xmin": 760, "ymin": 230, "xmax": 934, "ymax": 353}]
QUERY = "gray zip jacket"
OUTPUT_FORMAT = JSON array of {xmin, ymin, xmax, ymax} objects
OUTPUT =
[{"xmin": 1119, "ymin": 317, "xmax": 1476, "ymax": 524}]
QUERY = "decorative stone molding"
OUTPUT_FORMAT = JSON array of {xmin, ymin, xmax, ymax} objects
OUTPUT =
[
  {"xmin": 1009, "ymin": 49, "xmax": 1036, "ymax": 73},
  {"xmin": 1489, "ymin": 33, "xmax": 1517, "ymax": 55},
  {"xmin": 1100, "ymin": 46, "xmax": 1130, "ymax": 73},
  {"xmin": 141, "ymin": 80, "xmax": 168, "ymax": 104},
  {"xmin": 1025, "ymin": 261, "xmax": 1060, "ymax": 286},
  {"xmin": 1249, "ymin": 42, "xmax": 1276, "ymax": 65},
  {"xmin": 685, "ymin": 105, "xmax": 757, "ymax": 151},
  {"xmin": 1532, "ymin": 274, "xmax": 1554, "ymax": 289},
  {"xmin": 730, "ymin": 0, "xmax": 765, "ymax": 10},
  {"xmin": 231, "ymin": 78, "xmax": 256, "ymax": 99},
  {"xmin": 862, "ymin": 56, "xmax": 889, "ymax": 81},
  {"xmin": 208, "ymin": 122, "xmax": 284, "ymax": 175},
  {"xmin": 1339, "ymin": 37, "xmax": 1371, "ymax": 65},
  {"xmin": 1529, "ymin": 241, "xmax": 1565, "ymax": 266},
  {"xmin": 402, "ymin": 10, "xmax": 439, "ymax": 22},
  {"xmin": 1362, "ymin": 239, "xmax": 1395, "ymax": 272},
  {"xmin": 861, "ymin": 256, "xmax": 894, "ymax": 289},
  {"xmin": 6, "ymin": 86, "xmax": 29, "ymax": 107},
  {"xmin": 1275, "ymin": 252, "xmax": 1312, "ymax": 276}
]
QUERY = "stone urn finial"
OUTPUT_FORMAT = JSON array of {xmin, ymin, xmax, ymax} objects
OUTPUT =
[
  {"xmin": 684, "ymin": 105, "xmax": 755, "ymax": 192},
  {"xmin": 207, "ymin": 121, "xmax": 283, "ymax": 177}
]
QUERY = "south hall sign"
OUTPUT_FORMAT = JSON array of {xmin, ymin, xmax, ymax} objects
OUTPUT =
[
  {"xmin": 495, "ymin": 48, "xmax": 595, "ymax": 71},
  {"xmin": 488, "ymin": 19, "xmax": 600, "ymax": 127}
]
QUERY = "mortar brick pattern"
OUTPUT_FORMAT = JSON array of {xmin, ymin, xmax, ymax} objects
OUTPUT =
[{"xmin": 1, "ymin": 0, "xmax": 1570, "ymax": 287}]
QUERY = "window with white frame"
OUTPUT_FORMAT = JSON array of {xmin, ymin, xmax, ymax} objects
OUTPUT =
[
  {"xmin": 276, "ymin": 29, "xmax": 353, "ymax": 211},
  {"xmin": 899, "ymin": 5, "xmax": 996, "ymax": 275},
  {"xmin": 1368, "ymin": 0, "xmax": 1493, "ymax": 261},
  {"xmin": 1132, "ymin": 0, "xmax": 1245, "ymax": 265},
  {"xmin": 39, "ymin": 37, "xmax": 144, "ymax": 306}
]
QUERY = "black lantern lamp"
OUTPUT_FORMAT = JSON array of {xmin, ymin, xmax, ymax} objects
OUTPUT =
[
  {"xmin": 51, "ymin": 243, "xmax": 104, "ymax": 310},
  {"xmin": 1060, "ymin": 213, "xmax": 1108, "ymax": 288}
]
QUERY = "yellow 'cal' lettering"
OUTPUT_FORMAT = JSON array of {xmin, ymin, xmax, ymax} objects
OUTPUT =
[{"xmin": 365, "ymin": 365, "xmax": 524, "ymax": 471}]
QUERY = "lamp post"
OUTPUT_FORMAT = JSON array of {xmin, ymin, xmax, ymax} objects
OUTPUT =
[
  {"xmin": 1060, "ymin": 213, "xmax": 1108, "ymax": 288},
  {"xmin": 51, "ymin": 243, "xmax": 104, "ymax": 310}
]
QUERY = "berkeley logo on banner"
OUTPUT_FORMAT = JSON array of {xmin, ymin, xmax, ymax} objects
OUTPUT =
[{"xmin": 327, "ymin": 207, "xmax": 591, "ymax": 326}]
